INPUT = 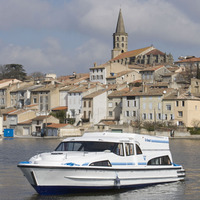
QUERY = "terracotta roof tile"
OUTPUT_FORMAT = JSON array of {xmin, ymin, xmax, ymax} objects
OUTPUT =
[
  {"xmin": 51, "ymin": 106, "xmax": 67, "ymax": 111},
  {"xmin": 111, "ymin": 46, "xmax": 153, "ymax": 61},
  {"xmin": 145, "ymin": 49, "xmax": 165, "ymax": 56},
  {"xmin": 32, "ymin": 115, "xmax": 50, "ymax": 120},
  {"xmin": 47, "ymin": 123, "xmax": 69, "ymax": 128},
  {"xmin": 8, "ymin": 109, "xmax": 28, "ymax": 115},
  {"xmin": 83, "ymin": 90, "xmax": 106, "ymax": 99},
  {"xmin": 106, "ymin": 70, "xmax": 132, "ymax": 79},
  {"xmin": 18, "ymin": 119, "xmax": 32, "ymax": 125},
  {"xmin": 140, "ymin": 65, "xmax": 164, "ymax": 72},
  {"xmin": 175, "ymin": 57, "xmax": 200, "ymax": 63}
]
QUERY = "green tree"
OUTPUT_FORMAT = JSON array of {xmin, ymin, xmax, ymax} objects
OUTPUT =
[
  {"xmin": 0, "ymin": 64, "xmax": 27, "ymax": 80},
  {"xmin": 50, "ymin": 110, "xmax": 66, "ymax": 123}
]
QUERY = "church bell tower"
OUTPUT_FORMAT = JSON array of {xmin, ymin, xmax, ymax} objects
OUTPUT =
[{"xmin": 111, "ymin": 9, "xmax": 128, "ymax": 59}]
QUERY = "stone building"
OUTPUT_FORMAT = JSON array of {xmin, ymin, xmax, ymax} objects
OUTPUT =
[{"xmin": 110, "ymin": 10, "xmax": 173, "ymax": 66}]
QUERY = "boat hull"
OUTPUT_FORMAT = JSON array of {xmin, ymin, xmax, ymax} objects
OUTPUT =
[{"xmin": 18, "ymin": 164, "xmax": 185, "ymax": 195}]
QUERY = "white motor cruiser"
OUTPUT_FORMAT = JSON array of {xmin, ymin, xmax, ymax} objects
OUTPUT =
[{"xmin": 18, "ymin": 132, "xmax": 185, "ymax": 195}]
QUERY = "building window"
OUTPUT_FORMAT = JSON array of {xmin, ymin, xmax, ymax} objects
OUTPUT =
[
  {"xmin": 33, "ymin": 98, "xmax": 37, "ymax": 103},
  {"xmin": 170, "ymin": 114, "xmax": 174, "ymax": 120},
  {"xmin": 166, "ymin": 104, "xmax": 171, "ymax": 110},
  {"xmin": 158, "ymin": 113, "xmax": 161, "ymax": 120},
  {"xmin": 176, "ymin": 101, "xmax": 179, "ymax": 107},
  {"xmin": 84, "ymin": 111, "xmax": 86, "ymax": 118},
  {"xmin": 126, "ymin": 111, "xmax": 130, "ymax": 117},
  {"xmin": 158, "ymin": 103, "xmax": 161, "ymax": 110},
  {"xmin": 178, "ymin": 111, "xmax": 183, "ymax": 117},
  {"xmin": 149, "ymin": 103, "xmax": 152, "ymax": 110},
  {"xmin": 108, "ymin": 102, "xmax": 113, "ymax": 108},
  {"xmin": 109, "ymin": 111, "xmax": 113, "ymax": 117},
  {"xmin": 45, "ymin": 96, "xmax": 48, "ymax": 103},
  {"xmin": 40, "ymin": 96, "xmax": 43, "ymax": 103},
  {"xmin": 84, "ymin": 101, "xmax": 86, "ymax": 107},
  {"xmin": 178, "ymin": 121, "xmax": 184, "ymax": 126},
  {"xmin": 127, "ymin": 101, "xmax": 130, "ymax": 107},
  {"xmin": 134, "ymin": 101, "xmax": 136, "ymax": 107},
  {"xmin": 143, "ymin": 113, "xmax": 147, "ymax": 120},
  {"xmin": 182, "ymin": 101, "xmax": 185, "ymax": 107},
  {"xmin": 132, "ymin": 111, "xmax": 136, "ymax": 117},
  {"xmin": 165, "ymin": 114, "xmax": 167, "ymax": 120},
  {"xmin": 45, "ymin": 104, "xmax": 48, "ymax": 111},
  {"xmin": 149, "ymin": 113, "xmax": 153, "ymax": 120},
  {"xmin": 89, "ymin": 101, "xmax": 91, "ymax": 107}
]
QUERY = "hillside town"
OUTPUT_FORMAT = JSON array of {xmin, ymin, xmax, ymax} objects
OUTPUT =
[{"xmin": 1, "ymin": 9, "xmax": 200, "ymax": 138}]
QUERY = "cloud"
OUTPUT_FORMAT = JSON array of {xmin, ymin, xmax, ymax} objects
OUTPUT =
[
  {"xmin": 0, "ymin": 38, "xmax": 74, "ymax": 75},
  {"xmin": 0, "ymin": 0, "xmax": 200, "ymax": 76}
]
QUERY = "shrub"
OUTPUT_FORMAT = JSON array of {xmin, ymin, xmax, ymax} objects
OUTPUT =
[{"xmin": 188, "ymin": 127, "xmax": 200, "ymax": 135}]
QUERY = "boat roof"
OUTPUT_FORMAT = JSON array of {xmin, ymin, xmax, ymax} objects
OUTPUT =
[{"xmin": 63, "ymin": 132, "xmax": 169, "ymax": 150}]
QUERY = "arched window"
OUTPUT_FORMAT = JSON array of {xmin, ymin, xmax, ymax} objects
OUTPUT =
[
  {"xmin": 122, "ymin": 37, "xmax": 124, "ymax": 41},
  {"xmin": 117, "ymin": 37, "xmax": 119, "ymax": 41},
  {"xmin": 122, "ymin": 43, "xmax": 124, "ymax": 48}
]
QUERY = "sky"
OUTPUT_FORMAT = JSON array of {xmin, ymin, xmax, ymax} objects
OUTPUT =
[{"xmin": 0, "ymin": 0, "xmax": 200, "ymax": 77}]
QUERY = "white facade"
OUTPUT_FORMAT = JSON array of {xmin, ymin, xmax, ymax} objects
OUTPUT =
[
  {"xmin": 92, "ymin": 92, "xmax": 107, "ymax": 124},
  {"xmin": 68, "ymin": 92, "xmax": 82, "ymax": 118},
  {"xmin": 59, "ymin": 91, "xmax": 68, "ymax": 107},
  {"xmin": 122, "ymin": 96, "xmax": 140, "ymax": 124},
  {"xmin": 90, "ymin": 67, "xmax": 107, "ymax": 84}
]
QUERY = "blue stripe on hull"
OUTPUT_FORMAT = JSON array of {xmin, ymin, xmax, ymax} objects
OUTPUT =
[{"xmin": 32, "ymin": 182, "xmax": 175, "ymax": 195}]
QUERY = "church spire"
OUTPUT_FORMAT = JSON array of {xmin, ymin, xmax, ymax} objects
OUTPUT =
[
  {"xmin": 111, "ymin": 9, "xmax": 128, "ymax": 59},
  {"xmin": 115, "ymin": 9, "xmax": 126, "ymax": 34}
]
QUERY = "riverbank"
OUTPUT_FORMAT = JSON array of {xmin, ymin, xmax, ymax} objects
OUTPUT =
[{"xmin": 2, "ymin": 132, "xmax": 200, "ymax": 139}]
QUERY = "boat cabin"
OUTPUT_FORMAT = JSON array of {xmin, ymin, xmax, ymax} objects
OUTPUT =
[{"xmin": 55, "ymin": 132, "xmax": 172, "ymax": 167}]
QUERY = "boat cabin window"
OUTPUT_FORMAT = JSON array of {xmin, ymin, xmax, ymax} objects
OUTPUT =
[
  {"xmin": 89, "ymin": 160, "xmax": 112, "ymax": 167},
  {"xmin": 136, "ymin": 144, "xmax": 142, "ymax": 155},
  {"xmin": 55, "ymin": 141, "xmax": 124, "ymax": 156},
  {"xmin": 147, "ymin": 155, "xmax": 171, "ymax": 165},
  {"xmin": 125, "ymin": 143, "xmax": 134, "ymax": 156}
]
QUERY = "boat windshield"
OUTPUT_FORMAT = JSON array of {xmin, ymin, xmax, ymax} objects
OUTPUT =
[{"xmin": 55, "ymin": 141, "xmax": 124, "ymax": 156}]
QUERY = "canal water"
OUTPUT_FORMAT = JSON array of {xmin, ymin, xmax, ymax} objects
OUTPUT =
[{"xmin": 0, "ymin": 138, "xmax": 199, "ymax": 200}]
